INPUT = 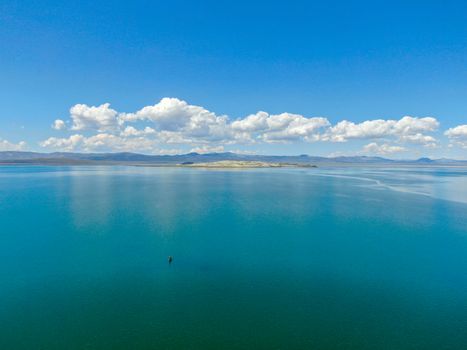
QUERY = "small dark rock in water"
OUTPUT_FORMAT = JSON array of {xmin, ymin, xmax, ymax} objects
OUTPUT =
[{"xmin": 168, "ymin": 256, "xmax": 173, "ymax": 264}]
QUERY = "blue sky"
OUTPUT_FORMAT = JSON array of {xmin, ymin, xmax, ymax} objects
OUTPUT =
[{"xmin": 1, "ymin": 0, "xmax": 467, "ymax": 158}]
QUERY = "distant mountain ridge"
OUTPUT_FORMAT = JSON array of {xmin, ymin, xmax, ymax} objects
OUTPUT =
[{"xmin": 0, "ymin": 151, "xmax": 466, "ymax": 165}]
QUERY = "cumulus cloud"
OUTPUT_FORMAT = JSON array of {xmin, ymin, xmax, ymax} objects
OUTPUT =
[
  {"xmin": 362, "ymin": 142, "xmax": 406, "ymax": 155},
  {"xmin": 399, "ymin": 133, "xmax": 437, "ymax": 145},
  {"xmin": 231, "ymin": 112, "xmax": 269, "ymax": 132},
  {"xmin": 39, "ymin": 134, "xmax": 85, "ymax": 151},
  {"xmin": 190, "ymin": 145, "xmax": 225, "ymax": 154},
  {"xmin": 232, "ymin": 112, "xmax": 330, "ymax": 143},
  {"xmin": 120, "ymin": 98, "xmax": 206, "ymax": 128},
  {"xmin": 120, "ymin": 126, "xmax": 156, "ymax": 137},
  {"xmin": 52, "ymin": 119, "xmax": 66, "ymax": 130},
  {"xmin": 39, "ymin": 133, "xmax": 181, "ymax": 154},
  {"xmin": 55, "ymin": 98, "xmax": 330, "ymax": 146},
  {"xmin": 38, "ymin": 97, "xmax": 448, "ymax": 155},
  {"xmin": 0, "ymin": 138, "xmax": 27, "ymax": 151},
  {"xmin": 70, "ymin": 103, "xmax": 119, "ymax": 131},
  {"xmin": 445, "ymin": 124, "xmax": 467, "ymax": 148},
  {"xmin": 119, "ymin": 98, "xmax": 232, "ymax": 142},
  {"xmin": 322, "ymin": 116, "xmax": 438, "ymax": 146}
]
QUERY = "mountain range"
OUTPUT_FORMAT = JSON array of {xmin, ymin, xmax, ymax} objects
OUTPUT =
[{"xmin": 0, "ymin": 151, "xmax": 466, "ymax": 166}]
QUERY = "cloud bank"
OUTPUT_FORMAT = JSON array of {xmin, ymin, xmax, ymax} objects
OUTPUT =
[{"xmin": 22, "ymin": 97, "xmax": 462, "ymax": 156}]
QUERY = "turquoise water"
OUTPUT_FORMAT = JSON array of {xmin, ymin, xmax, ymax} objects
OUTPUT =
[{"xmin": 1, "ymin": 165, "xmax": 466, "ymax": 349}]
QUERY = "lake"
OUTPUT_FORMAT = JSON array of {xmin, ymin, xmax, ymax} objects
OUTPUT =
[{"xmin": 0, "ymin": 165, "xmax": 466, "ymax": 349}]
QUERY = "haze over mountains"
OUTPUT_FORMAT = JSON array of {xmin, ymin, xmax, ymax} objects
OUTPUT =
[{"xmin": 0, "ymin": 151, "xmax": 466, "ymax": 166}]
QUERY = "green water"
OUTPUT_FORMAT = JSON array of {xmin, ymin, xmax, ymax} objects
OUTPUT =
[{"xmin": 1, "ymin": 166, "xmax": 466, "ymax": 349}]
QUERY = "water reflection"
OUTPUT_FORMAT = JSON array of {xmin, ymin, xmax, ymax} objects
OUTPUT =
[{"xmin": 313, "ymin": 166, "xmax": 467, "ymax": 204}]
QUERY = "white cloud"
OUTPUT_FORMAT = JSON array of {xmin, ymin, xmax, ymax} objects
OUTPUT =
[
  {"xmin": 232, "ymin": 111, "xmax": 330, "ymax": 143},
  {"xmin": 120, "ymin": 98, "xmax": 231, "ymax": 141},
  {"xmin": 119, "ymin": 98, "xmax": 330, "ymax": 144},
  {"xmin": 445, "ymin": 124, "xmax": 467, "ymax": 138},
  {"xmin": 0, "ymin": 138, "xmax": 27, "ymax": 151},
  {"xmin": 393, "ymin": 116, "xmax": 439, "ymax": 134},
  {"xmin": 39, "ymin": 134, "xmax": 85, "ymax": 151},
  {"xmin": 120, "ymin": 126, "xmax": 156, "ymax": 137},
  {"xmin": 231, "ymin": 111, "xmax": 269, "ymax": 132},
  {"xmin": 38, "ymin": 97, "xmax": 452, "ymax": 155},
  {"xmin": 362, "ymin": 142, "xmax": 406, "ymax": 155},
  {"xmin": 399, "ymin": 133, "xmax": 437, "ymax": 145},
  {"xmin": 39, "ymin": 133, "xmax": 183, "ymax": 154},
  {"xmin": 322, "ymin": 116, "xmax": 438, "ymax": 146},
  {"xmin": 52, "ymin": 119, "xmax": 66, "ymax": 130},
  {"xmin": 69, "ymin": 103, "xmax": 119, "ymax": 131},
  {"xmin": 323, "ymin": 120, "xmax": 391, "ymax": 142},
  {"xmin": 445, "ymin": 124, "xmax": 467, "ymax": 148},
  {"xmin": 119, "ymin": 97, "xmax": 194, "ymax": 128},
  {"xmin": 190, "ymin": 145, "xmax": 225, "ymax": 154},
  {"xmin": 40, "ymin": 133, "xmax": 150, "ymax": 152}
]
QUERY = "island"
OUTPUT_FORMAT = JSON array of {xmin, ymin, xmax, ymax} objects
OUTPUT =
[{"xmin": 180, "ymin": 160, "xmax": 317, "ymax": 168}]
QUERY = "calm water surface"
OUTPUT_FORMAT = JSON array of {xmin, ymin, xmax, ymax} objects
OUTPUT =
[{"xmin": 0, "ymin": 166, "xmax": 466, "ymax": 349}]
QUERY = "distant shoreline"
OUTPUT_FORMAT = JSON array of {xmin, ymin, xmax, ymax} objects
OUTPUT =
[
  {"xmin": 0, "ymin": 151, "xmax": 466, "ymax": 167},
  {"xmin": 0, "ymin": 160, "xmax": 317, "ymax": 168},
  {"xmin": 2, "ymin": 161, "xmax": 467, "ymax": 169}
]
